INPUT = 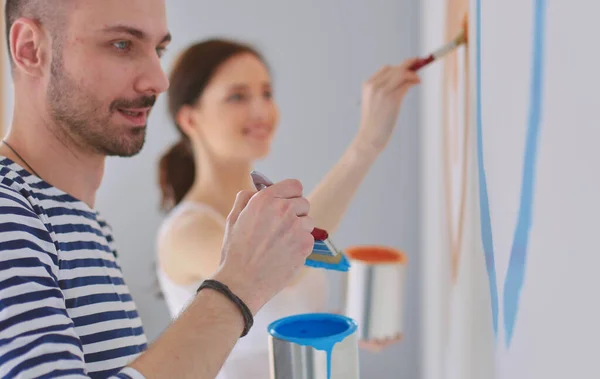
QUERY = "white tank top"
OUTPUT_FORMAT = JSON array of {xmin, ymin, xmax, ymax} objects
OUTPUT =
[{"xmin": 156, "ymin": 201, "xmax": 329, "ymax": 379}]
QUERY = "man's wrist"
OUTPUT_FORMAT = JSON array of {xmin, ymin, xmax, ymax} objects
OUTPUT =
[
  {"xmin": 211, "ymin": 270, "xmax": 262, "ymax": 316},
  {"xmin": 196, "ymin": 279, "xmax": 254, "ymax": 337},
  {"xmin": 192, "ymin": 284, "xmax": 246, "ymax": 336}
]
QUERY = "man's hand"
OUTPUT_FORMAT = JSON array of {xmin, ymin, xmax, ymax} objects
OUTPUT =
[{"xmin": 215, "ymin": 178, "xmax": 315, "ymax": 315}]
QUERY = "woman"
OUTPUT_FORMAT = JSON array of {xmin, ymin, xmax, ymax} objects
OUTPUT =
[{"xmin": 156, "ymin": 38, "xmax": 420, "ymax": 379}]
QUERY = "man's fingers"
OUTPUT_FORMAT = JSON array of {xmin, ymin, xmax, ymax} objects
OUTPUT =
[
  {"xmin": 298, "ymin": 215, "xmax": 315, "ymax": 233},
  {"xmin": 287, "ymin": 197, "xmax": 310, "ymax": 217},
  {"xmin": 261, "ymin": 178, "xmax": 304, "ymax": 199}
]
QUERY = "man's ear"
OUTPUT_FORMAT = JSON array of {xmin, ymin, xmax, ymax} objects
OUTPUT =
[{"xmin": 10, "ymin": 17, "xmax": 49, "ymax": 77}]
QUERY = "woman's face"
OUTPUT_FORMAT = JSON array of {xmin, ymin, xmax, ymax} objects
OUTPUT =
[{"xmin": 190, "ymin": 53, "xmax": 279, "ymax": 162}]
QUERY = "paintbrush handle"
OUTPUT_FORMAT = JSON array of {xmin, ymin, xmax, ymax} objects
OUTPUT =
[
  {"xmin": 409, "ymin": 55, "xmax": 435, "ymax": 71},
  {"xmin": 250, "ymin": 170, "xmax": 273, "ymax": 190}
]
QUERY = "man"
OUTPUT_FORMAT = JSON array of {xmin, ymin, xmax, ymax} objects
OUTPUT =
[{"xmin": 0, "ymin": 0, "xmax": 316, "ymax": 378}]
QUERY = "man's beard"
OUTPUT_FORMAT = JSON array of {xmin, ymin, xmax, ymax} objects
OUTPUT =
[{"xmin": 46, "ymin": 55, "xmax": 156, "ymax": 157}]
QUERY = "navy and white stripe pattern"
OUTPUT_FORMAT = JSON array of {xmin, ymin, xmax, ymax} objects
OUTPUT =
[{"xmin": 0, "ymin": 158, "xmax": 147, "ymax": 378}]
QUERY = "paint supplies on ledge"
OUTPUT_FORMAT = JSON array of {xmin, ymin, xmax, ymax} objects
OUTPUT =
[
  {"xmin": 267, "ymin": 246, "xmax": 409, "ymax": 378},
  {"xmin": 342, "ymin": 245, "xmax": 408, "ymax": 342},
  {"xmin": 268, "ymin": 313, "xmax": 360, "ymax": 379}
]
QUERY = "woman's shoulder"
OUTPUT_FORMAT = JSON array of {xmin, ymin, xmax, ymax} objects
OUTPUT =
[
  {"xmin": 168, "ymin": 200, "xmax": 226, "ymax": 223},
  {"xmin": 157, "ymin": 201, "xmax": 226, "ymax": 255},
  {"xmin": 159, "ymin": 200, "xmax": 224, "ymax": 232},
  {"xmin": 156, "ymin": 201, "xmax": 228, "ymax": 283}
]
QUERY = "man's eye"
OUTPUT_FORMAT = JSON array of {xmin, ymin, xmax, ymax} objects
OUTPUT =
[
  {"xmin": 156, "ymin": 47, "xmax": 167, "ymax": 58},
  {"xmin": 113, "ymin": 41, "xmax": 131, "ymax": 51}
]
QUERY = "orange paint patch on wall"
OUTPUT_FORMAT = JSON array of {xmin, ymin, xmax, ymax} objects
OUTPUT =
[
  {"xmin": 443, "ymin": 0, "xmax": 470, "ymax": 282},
  {"xmin": 345, "ymin": 246, "xmax": 407, "ymax": 265}
]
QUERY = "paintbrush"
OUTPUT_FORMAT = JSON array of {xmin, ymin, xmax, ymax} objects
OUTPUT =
[
  {"xmin": 409, "ymin": 15, "xmax": 469, "ymax": 71},
  {"xmin": 250, "ymin": 170, "xmax": 351, "ymax": 272},
  {"xmin": 355, "ymin": 16, "xmax": 468, "ymax": 106}
]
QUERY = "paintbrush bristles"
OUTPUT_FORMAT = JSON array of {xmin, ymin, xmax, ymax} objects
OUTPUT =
[
  {"xmin": 454, "ymin": 29, "xmax": 466, "ymax": 45},
  {"xmin": 308, "ymin": 254, "xmax": 343, "ymax": 264},
  {"xmin": 305, "ymin": 251, "xmax": 351, "ymax": 272},
  {"xmin": 462, "ymin": 13, "xmax": 469, "ymax": 44},
  {"xmin": 431, "ymin": 33, "xmax": 465, "ymax": 60},
  {"xmin": 431, "ymin": 16, "xmax": 469, "ymax": 61}
]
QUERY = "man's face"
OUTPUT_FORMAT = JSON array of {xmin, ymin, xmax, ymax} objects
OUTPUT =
[{"xmin": 47, "ymin": 0, "xmax": 170, "ymax": 156}]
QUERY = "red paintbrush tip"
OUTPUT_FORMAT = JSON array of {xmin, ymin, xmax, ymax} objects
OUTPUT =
[{"xmin": 311, "ymin": 227, "xmax": 329, "ymax": 241}]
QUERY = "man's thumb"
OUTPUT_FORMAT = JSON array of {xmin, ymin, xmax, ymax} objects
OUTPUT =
[{"xmin": 227, "ymin": 190, "xmax": 255, "ymax": 225}]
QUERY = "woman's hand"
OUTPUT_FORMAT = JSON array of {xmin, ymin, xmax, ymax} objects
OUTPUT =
[
  {"xmin": 331, "ymin": 308, "xmax": 403, "ymax": 353},
  {"xmin": 355, "ymin": 59, "xmax": 421, "ymax": 154},
  {"xmin": 358, "ymin": 333, "xmax": 403, "ymax": 353}
]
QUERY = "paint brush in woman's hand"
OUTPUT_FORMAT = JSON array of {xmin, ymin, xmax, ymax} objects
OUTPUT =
[
  {"xmin": 354, "ymin": 14, "xmax": 468, "ymax": 107},
  {"xmin": 409, "ymin": 14, "xmax": 469, "ymax": 71}
]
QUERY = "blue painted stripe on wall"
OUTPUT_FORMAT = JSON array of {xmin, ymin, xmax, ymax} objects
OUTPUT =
[
  {"xmin": 475, "ymin": 0, "xmax": 547, "ymax": 346},
  {"xmin": 475, "ymin": 0, "xmax": 500, "ymax": 338},
  {"xmin": 503, "ymin": 0, "xmax": 547, "ymax": 347}
]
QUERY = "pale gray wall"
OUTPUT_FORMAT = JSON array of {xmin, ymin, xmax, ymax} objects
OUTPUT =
[{"xmin": 4, "ymin": 1, "xmax": 422, "ymax": 377}]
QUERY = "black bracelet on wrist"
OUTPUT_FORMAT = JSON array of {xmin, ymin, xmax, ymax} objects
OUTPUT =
[{"xmin": 196, "ymin": 279, "xmax": 254, "ymax": 338}]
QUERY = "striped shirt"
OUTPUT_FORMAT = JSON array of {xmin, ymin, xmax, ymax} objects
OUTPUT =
[{"xmin": 0, "ymin": 157, "xmax": 147, "ymax": 378}]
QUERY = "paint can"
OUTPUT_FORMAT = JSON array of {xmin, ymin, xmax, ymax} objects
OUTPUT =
[
  {"xmin": 343, "ymin": 245, "xmax": 407, "ymax": 341},
  {"xmin": 268, "ymin": 313, "xmax": 360, "ymax": 379}
]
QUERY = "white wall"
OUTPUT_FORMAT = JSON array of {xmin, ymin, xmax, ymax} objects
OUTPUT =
[
  {"xmin": 422, "ymin": 1, "xmax": 600, "ymax": 379},
  {"xmin": 418, "ymin": 3, "xmax": 445, "ymax": 378},
  {"xmin": 419, "ymin": 1, "xmax": 495, "ymax": 378},
  {"xmin": 480, "ymin": 0, "xmax": 600, "ymax": 377},
  {"xmin": 89, "ymin": 1, "xmax": 422, "ymax": 378}
]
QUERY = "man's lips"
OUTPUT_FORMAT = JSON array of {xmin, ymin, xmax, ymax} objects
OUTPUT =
[{"xmin": 117, "ymin": 107, "xmax": 151, "ymax": 126}]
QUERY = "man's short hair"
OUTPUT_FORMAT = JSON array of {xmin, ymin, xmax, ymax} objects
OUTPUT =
[
  {"xmin": 4, "ymin": 0, "xmax": 65, "ymax": 66},
  {"xmin": 5, "ymin": 0, "xmax": 28, "ymax": 61}
]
